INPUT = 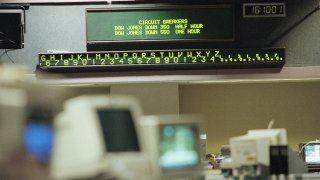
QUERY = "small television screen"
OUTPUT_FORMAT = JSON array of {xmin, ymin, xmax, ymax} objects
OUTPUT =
[
  {"xmin": 97, "ymin": 109, "xmax": 140, "ymax": 152},
  {"xmin": 159, "ymin": 123, "xmax": 200, "ymax": 171},
  {"xmin": 24, "ymin": 109, "xmax": 54, "ymax": 162},
  {"xmin": 304, "ymin": 143, "xmax": 320, "ymax": 164},
  {"xmin": 0, "ymin": 10, "xmax": 24, "ymax": 49},
  {"xmin": 24, "ymin": 122, "xmax": 54, "ymax": 162}
]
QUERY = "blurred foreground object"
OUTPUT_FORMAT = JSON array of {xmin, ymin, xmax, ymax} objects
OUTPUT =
[
  {"xmin": 51, "ymin": 95, "xmax": 150, "ymax": 180},
  {"xmin": 0, "ymin": 65, "xmax": 65, "ymax": 179},
  {"xmin": 220, "ymin": 128, "xmax": 308, "ymax": 179},
  {"xmin": 141, "ymin": 114, "xmax": 204, "ymax": 180}
]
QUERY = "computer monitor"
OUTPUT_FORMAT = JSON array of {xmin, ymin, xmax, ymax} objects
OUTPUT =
[
  {"xmin": 50, "ymin": 95, "xmax": 146, "ymax": 179},
  {"xmin": 141, "ymin": 114, "xmax": 203, "ymax": 180},
  {"xmin": 24, "ymin": 109, "xmax": 54, "ymax": 163},
  {"xmin": 0, "ymin": 9, "xmax": 24, "ymax": 49},
  {"xmin": 221, "ymin": 129, "xmax": 288, "ymax": 175},
  {"xmin": 301, "ymin": 142, "xmax": 320, "ymax": 165},
  {"xmin": 247, "ymin": 129, "xmax": 288, "ymax": 146},
  {"xmin": 97, "ymin": 109, "xmax": 140, "ymax": 152},
  {"xmin": 299, "ymin": 142, "xmax": 320, "ymax": 173}
]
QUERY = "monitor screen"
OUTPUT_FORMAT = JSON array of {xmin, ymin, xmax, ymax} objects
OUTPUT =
[
  {"xmin": 159, "ymin": 123, "xmax": 200, "ymax": 171},
  {"xmin": 305, "ymin": 144, "xmax": 320, "ymax": 164},
  {"xmin": 0, "ymin": 10, "xmax": 23, "ymax": 49},
  {"xmin": 24, "ymin": 109, "xmax": 54, "ymax": 162},
  {"xmin": 24, "ymin": 122, "xmax": 54, "ymax": 162},
  {"xmin": 97, "ymin": 109, "xmax": 140, "ymax": 152},
  {"xmin": 86, "ymin": 5, "xmax": 234, "ymax": 43}
]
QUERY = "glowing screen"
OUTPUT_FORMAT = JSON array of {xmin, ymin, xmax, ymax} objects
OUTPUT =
[
  {"xmin": 159, "ymin": 124, "xmax": 200, "ymax": 171},
  {"xmin": 243, "ymin": 3, "xmax": 286, "ymax": 17},
  {"xmin": 38, "ymin": 48, "xmax": 285, "ymax": 71},
  {"xmin": 305, "ymin": 144, "xmax": 320, "ymax": 164},
  {"xmin": 86, "ymin": 5, "xmax": 234, "ymax": 42},
  {"xmin": 97, "ymin": 109, "xmax": 140, "ymax": 152},
  {"xmin": 24, "ymin": 122, "xmax": 54, "ymax": 162}
]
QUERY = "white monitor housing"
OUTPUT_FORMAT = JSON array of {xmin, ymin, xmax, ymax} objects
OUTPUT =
[
  {"xmin": 141, "ymin": 114, "xmax": 203, "ymax": 180},
  {"xmin": 0, "ymin": 87, "xmax": 27, "ymax": 164},
  {"xmin": 221, "ymin": 128, "xmax": 288, "ymax": 176},
  {"xmin": 247, "ymin": 129, "xmax": 287, "ymax": 146},
  {"xmin": 50, "ymin": 95, "xmax": 148, "ymax": 179}
]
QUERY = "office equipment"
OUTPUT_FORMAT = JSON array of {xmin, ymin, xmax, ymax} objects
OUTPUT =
[
  {"xmin": 141, "ymin": 114, "xmax": 203, "ymax": 180},
  {"xmin": 0, "ymin": 9, "xmax": 24, "ymax": 49},
  {"xmin": 84, "ymin": 0, "xmax": 320, "ymax": 51},
  {"xmin": 200, "ymin": 134, "xmax": 207, "ymax": 161},
  {"xmin": 0, "ymin": 86, "xmax": 50, "ymax": 179},
  {"xmin": 0, "ymin": 66, "xmax": 28, "ymax": 164},
  {"xmin": 38, "ymin": 48, "xmax": 285, "ymax": 72},
  {"xmin": 247, "ymin": 129, "xmax": 288, "ymax": 145},
  {"xmin": 0, "ymin": 65, "xmax": 68, "ymax": 179},
  {"xmin": 0, "ymin": 86, "xmax": 27, "ymax": 164},
  {"xmin": 301, "ymin": 142, "xmax": 320, "ymax": 164},
  {"xmin": 221, "ymin": 129, "xmax": 288, "ymax": 175},
  {"xmin": 269, "ymin": 145, "xmax": 308, "ymax": 175},
  {"xmin": 0, "ymin": 65, "xmax": 64, "ymax": 162},
  {"xmin": 86, "ymin": 5, "xmax": 234, "ymax": 44},
  {"xmin": 51, "ymin": 95, "xmax": 149, "ymax": 179},
  {"xmin": 86, "ymin": 2, "xmax": 278, "ymax": 51},
  {"xmin": 221, "ymin": 128, "xmax": 308, "ymax": 178},
  {"xmin": 243, "ymin": 3, "xmax": 286, "ymax": 18},
  {"xmin": 36, "ymin": 0, "xmax": 320, "ymax": 72},
  {"xmin": 299, "ymin": 141, "xmax": 320, "ymax": 172}
]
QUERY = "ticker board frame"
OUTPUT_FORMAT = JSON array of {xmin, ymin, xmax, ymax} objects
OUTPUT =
[
  {"xmin": 85, "ymin": 4, "xmax": 235, "ymax": 50},
  {"xmin": 38, "ymin": 48, "xmax": 285, "ymax": 73}
]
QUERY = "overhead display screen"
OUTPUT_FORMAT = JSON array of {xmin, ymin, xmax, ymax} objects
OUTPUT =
[
  {"xmin": 38, "ymin": 48, "xmax": 285, "ymax": 71},
  {"xmin": 86, "ymin": 5, "xmax": 234, "ymax": 43}
]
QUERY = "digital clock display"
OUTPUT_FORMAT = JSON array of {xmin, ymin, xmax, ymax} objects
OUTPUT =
[
  {"xmin": 243, "ymin": 3, "xmax": 286, "ymax": 18},
  {"xmin": 38, "ymin": 48, "xmax": 285, "ymax": 72}
]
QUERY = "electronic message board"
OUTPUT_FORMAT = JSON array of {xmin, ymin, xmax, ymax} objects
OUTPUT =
[
  {"xmin": 38, "ymin": 1, "xmax": 299, "ymax": 72},
  {"xmin": 86, "ymin": 5, "xmax": 234, "ymax": 48},
  {"xmin": 38, "ymin": 48, "xmax": 285, "ymax": 72}
]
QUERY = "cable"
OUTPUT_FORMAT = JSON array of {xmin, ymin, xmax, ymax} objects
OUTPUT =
[
  {"xmin": 298, "ymin": 139, "xmax": 320, "ymax": 155},
  {"xmin": 0, "ymin": 49, "xmax": 16, "ymax": 64},
  {"xmin": 267, "ymin": 119, "xmax": 275, "ymax": 129},
  {"xmin": 5, "ymin": 49, "xmax": 15, "ymax": 64},
  {"xmin": 0, "ymin": 50, "xmax": 6, "ymax": 60}
]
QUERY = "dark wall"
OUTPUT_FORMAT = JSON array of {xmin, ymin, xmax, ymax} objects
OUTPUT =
[{"xmin": 274, "ymin": 8, "xmax": 320, "ymax": 66}]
